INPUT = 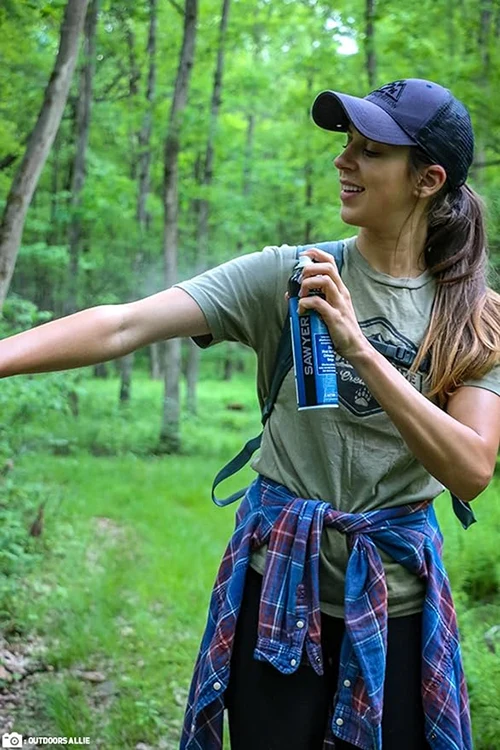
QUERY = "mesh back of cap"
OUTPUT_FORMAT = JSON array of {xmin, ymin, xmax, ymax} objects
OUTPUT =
[{"xmin": 417, "ymin": 98, "xmax": 474, "ymax": 188}]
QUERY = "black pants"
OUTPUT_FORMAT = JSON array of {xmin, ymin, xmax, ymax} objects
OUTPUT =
[{"xmin": 225, "ymin": 567, "xmax": 430, "ymax": 750}]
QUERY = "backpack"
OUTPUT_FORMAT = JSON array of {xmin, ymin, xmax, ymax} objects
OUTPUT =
[{"xmin": 211, "ymin": 241, "xmax": 476, "ymax": 530}]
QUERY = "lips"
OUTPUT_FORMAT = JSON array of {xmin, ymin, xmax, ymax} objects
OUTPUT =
[{"xmin": 340, "ymin": 181, "xmax": 365, "ymax": 200}]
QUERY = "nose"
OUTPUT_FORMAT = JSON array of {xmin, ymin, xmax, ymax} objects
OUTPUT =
[{"xmin": 334, "ymin": 143, "xmax": 355, "ymax": 172}]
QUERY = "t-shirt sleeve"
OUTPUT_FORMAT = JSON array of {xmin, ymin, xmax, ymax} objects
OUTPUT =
[
  {"xmin": 173, "ymin": 245, "xmax": 293, "ymax": 350},
  {"xmin": 462, "ymin": 363, "xmax": 500, "ymax": 397}
]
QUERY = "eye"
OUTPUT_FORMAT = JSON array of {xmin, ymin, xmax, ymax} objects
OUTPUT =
[{"xmin": 363, "ymin": 148, "xmax": 381, "ymax": 157}]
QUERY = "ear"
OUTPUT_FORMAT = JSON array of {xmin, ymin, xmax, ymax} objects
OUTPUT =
[{"xmin": 414, "ymin": 164, "xmax": 447, "ymax": 198}]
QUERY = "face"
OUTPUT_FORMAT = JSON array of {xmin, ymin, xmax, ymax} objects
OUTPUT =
[{"xmin": 333, "ymin": 126, "xmax": 417, "ymax": 232}]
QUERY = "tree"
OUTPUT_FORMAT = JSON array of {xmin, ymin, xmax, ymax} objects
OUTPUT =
[
  {"xmin": 185, "ymin": 0, "xmax": 232, "ymax": 414},
  {"xmin": 159, "ymin": 0, "xmax": 198, "ymax": 452},
  {"xmin": 365, "ymin": 0, "xmax": 377, "ymax": 88},
  {"xmin": 65, "ymin": 0, "xmax": 99, "ymax": 315},
  {"xmin": 0, "ymin": 0, "xmax": 90, "ymax": 306},
  {"xmin": 120, "ymin": 0, "xmax": 158, "ymax": 404}
]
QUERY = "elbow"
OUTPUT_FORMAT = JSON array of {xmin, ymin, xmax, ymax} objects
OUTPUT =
[
  {"xmin": 458, "ymin": 466, "xmax": 495, "ymax": 503},
  {"xmin": 475, "ymin": 471, "xmax": 495, "ymax": 500}
]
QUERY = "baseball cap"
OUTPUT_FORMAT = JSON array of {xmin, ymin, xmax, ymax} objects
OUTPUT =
[{"xmin": 311, "ymin": 79, "xmax": 474, "ymax": 190}]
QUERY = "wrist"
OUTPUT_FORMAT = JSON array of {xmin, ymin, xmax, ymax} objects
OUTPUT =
[{"xmin": 341, "ymin": 335, "xmax": 376, "ymax": 366}]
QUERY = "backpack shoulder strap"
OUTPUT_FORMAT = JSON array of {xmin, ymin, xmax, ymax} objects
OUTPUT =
[
  {"xmin": 297, "ymin": 240, "xmax": 346, "ymax": 267},
  {"xmin": 261, "ymin": 240, "xmax": 345, "ymax": 425},
  {"xmin": 211, "ymin": 241, "xmax": 345, "ymax": 507},
  {"xmin": 211, "ymin": 433, "xmax": 262, "ymax": 506}
]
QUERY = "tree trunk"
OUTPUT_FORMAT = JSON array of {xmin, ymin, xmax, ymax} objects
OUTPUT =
[
  {"xmin": 365, "ymin": 0, "xmax": 377, "ymax": 88},
  {"xmin": 194, "ymin": 0, "xmax": 231, "ymax": 275},
  {"xmin": 222, "ymin": 342, "xmax": 245, "ymax": 379},
  {"xmin": 119, "ymin": 2, "xmax": 158, "ymax": 405},
  {"xmin": 186, "ymin": 0, "xmax": 231, "ymax": 415},
  {"xmin": 471, "ymin": 0, "xmax": 492, "ymax": 186},
  {"xmin": 47, "ymin": 132, "xmax": 62, "ymax": 246},
  {"xmin": 150, "ymin": 342, "xmax": 163, "ymax": 379},
  {"xmin": 235, "ymin": 114, "xmax": 255, "ymax": 253},
  {"xmin": 137, "ymin": 0, "xmax": 157, "ymax": 232},
  {"xmin": 0, "ymin": 0, "xmax": 90, "ymax": 307},
  {"xmin": 119, "ymin": 353, "xmax": 134, "ymax": 402},
  {"xmin": 119, "ymin": 247, "xmax": 142, "ymax": 404},
  {"xmin": 185, "ymin": 339, "xmax": 201, "ymax": 410},
  {"xmin": 159, "ymin": 0, "xmax": 198, "ymax": 453},
  {"xmin": 94, "ymin": 362, "xmax": 108, "ymax": 378},
  {"xmin": 65, "ymin": 0, "xmax": 99, "ymax": 315},
  {"xmin": 137, "ymin": 0, "xmax": 160, "ymax": 381},
  {"xmin": 223, "ymin": 347, "xmax": 234, "ymax": 381}
]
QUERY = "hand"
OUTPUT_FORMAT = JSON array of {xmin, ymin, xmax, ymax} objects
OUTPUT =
[{"xmin": 295, "ymin": 247, "xmax": 369, "ymax": 361}]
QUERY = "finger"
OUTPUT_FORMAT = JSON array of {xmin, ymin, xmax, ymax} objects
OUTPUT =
[
  {"xmin": 299, "ymin": 252, "xmax": 342, "ymax": 284},
  {"xmin": 298, "ymin": 294, "xmax": 334, "ymax": 317},
  {"xmin": 300, "ymin": 261, "xmax": 335, "ymax": 274},
  {"xmin": 299, "ymin": 274, "xmax": 338, "ymax": 298},
  {"xmin": 300, "ymin": 261, "xmax": 339, "ymax": 283}
]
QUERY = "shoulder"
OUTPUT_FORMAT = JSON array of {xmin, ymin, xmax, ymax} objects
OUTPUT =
[{"xmin": 462, "ymin": 362, "xmax": 500, "ymax": 397}]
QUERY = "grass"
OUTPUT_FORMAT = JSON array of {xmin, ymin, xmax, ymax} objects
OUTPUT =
[{"xmin": 1, "ymin": 364, "xmax": 500, "ymax": 748}]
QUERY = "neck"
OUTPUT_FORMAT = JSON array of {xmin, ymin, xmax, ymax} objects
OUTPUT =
[{"xmin": 356, "ymin": 220, "xmax": 429, "ymax": 278}]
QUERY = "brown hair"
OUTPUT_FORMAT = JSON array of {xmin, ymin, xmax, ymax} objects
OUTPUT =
[{"xmin": 409, "ymin": 148, "xmax": 500, "ymax": 407}]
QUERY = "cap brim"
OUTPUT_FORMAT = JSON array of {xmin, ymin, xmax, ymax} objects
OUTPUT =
[{"xmin": 311, "ymin": 91, "xmax": 416, "ymax": 146}]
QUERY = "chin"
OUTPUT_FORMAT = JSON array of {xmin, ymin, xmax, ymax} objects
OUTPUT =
[{"xmin": 339, "ymin": 206, "xmax": 363, "ymax": 227}]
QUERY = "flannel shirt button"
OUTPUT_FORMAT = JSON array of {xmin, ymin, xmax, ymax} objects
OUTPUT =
[
  {"xmin": 343, "ymin": 679, "xmax": 351, "ymax": 687},
  {"xmin": 290, "ymin": 658, "xmax": 297, "ymax": 667},
  {"xmin": 335, "ymin": 718, "xmax": 344, "ymax": 727},
  {"xmin": 213, "ymin": 681, "xmax": 222, "ymax": 691},
  {"xmin": 296, "ymin": 619, "xmax": 305, "ymax": 629}
]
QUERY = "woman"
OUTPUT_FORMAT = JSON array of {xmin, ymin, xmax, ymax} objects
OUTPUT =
[
  {"xmin": 2, "ymin": 79, "xmax": 499, "ymax": 749},
  {"xmin": 173, "ymin": 79, "xmax": 500, "ymax": 750}
]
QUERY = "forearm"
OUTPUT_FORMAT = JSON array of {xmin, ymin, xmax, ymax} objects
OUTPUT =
[
  {"xmin": 349, "ymin": 343, "xmax": 490, "ymax": 501},
  {"xmin": 0, "ymin": 305, "xmax": 127, "ymax": 378}
]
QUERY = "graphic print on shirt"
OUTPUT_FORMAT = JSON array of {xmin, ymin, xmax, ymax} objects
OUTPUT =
[{"xmin": 335, "ymin": 316, "xmax": 423, "ymax": 416}]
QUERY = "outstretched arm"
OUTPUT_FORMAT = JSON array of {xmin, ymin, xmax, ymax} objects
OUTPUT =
[{"xmin": 0, "ymin": 287, "xmax": 209, "ymax": 378}]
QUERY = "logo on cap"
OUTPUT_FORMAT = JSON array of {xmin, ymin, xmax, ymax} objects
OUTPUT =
[{"xmin": 371, "ymin": 80, "xmax": 407, "ymax": 105}]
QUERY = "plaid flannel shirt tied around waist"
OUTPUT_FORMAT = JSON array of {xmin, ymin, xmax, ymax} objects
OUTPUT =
[{"xmin": 181, "ymin": 475, "xmax": 472, "ymax": 750}]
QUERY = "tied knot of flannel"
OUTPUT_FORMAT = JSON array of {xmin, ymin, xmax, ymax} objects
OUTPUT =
[{"xmin": 252, "ymin": 479, "xmax": 432, "ymax": 727}]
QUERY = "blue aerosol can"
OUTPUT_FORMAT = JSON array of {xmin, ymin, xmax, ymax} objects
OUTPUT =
[{"xmin": 288, "ymin": 256, "xmax": 339, "ymax": 410}]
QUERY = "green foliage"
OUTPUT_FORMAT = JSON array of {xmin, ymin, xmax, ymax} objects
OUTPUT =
[
  {"xmin": 0, "ymin": 295, "xmax": 52, "ymax": 335},
  {"xmin": 2, "ymin": 0, "xmax": 498, "ymax": 314},
  {"xmin": 38, "ymin": 679, "xmax": 94, "ymax": 738},
  {"xmin": 436, "ymin": 479, "xmax": 500, "ymax": 607},
  {"xmin": 0, "ymin": 372, "xmax": 84, "ymax": 459},
  {"xmin": 459, "ymin": 604, "xmax": 500, "ymax": 749},
  {"xmin": 0, "ymin": 479, "xmax": 49, "ymax": 627},
  {"xmin": 0, "ymin": 294, "xmax": 85, "ymax": 458}
]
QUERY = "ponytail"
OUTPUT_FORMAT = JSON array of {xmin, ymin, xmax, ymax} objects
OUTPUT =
[{"xmin": 409, "ymin": 151, "xmax": 500, "ymax": 407}]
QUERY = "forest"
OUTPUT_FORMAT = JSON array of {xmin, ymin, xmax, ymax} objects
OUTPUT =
[{"xmin": 0, "ymin": 0, "xmax": 499, "ymax": 748}]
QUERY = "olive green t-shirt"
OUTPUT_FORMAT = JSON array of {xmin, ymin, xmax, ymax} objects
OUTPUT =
[{"xmin": 175, "ymin": 237, "xmax": 500, "ymax": 617}]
